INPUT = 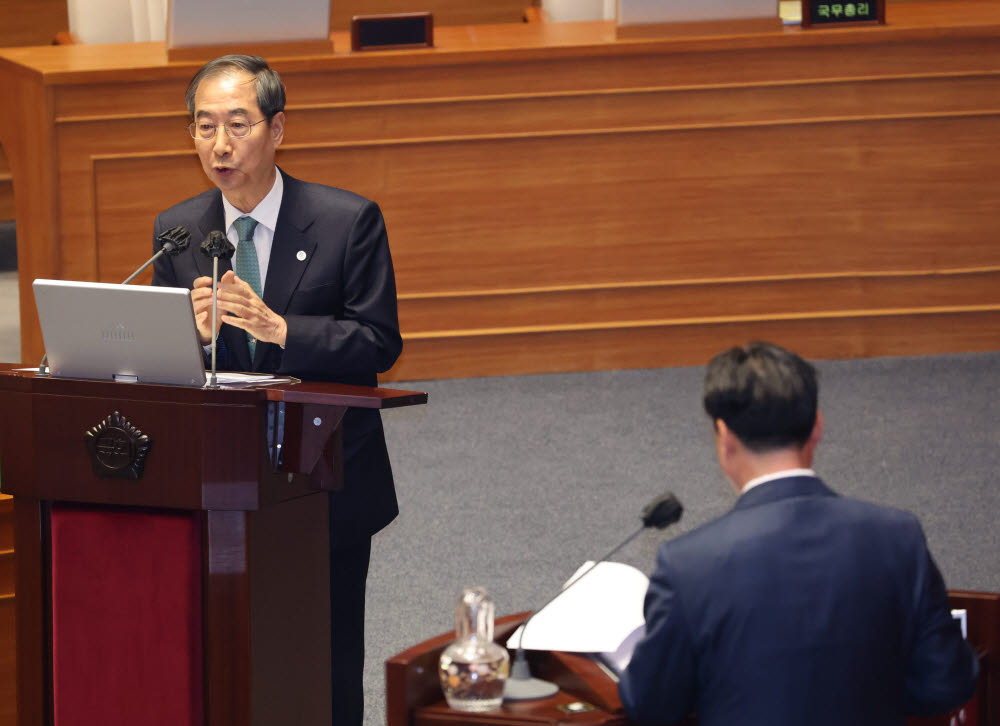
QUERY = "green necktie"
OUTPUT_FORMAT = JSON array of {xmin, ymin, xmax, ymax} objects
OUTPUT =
[{"xmin": 232, "ymin": 215, "xmax": 261, "ymax": 358}]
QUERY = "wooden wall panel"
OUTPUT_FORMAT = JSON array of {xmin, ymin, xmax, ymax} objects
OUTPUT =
[
  {"xmin": 87, "ymin": 112, "xmax": 1000, "ymax": 291},
  {"xmin": 390, "ymin": 311, "xmax": 1000, "ymax": 381},
  {"xmin": 280, "ymin": 74, "xmax": 1000, "ymax": 144},
  {"xmin": 0, "ymin": 65, "xmax": 61, "ymax": 369},
  {"xmin": 276, "ymin": 36, "xmax": 1000, "ymax": 106},
  {"xmin": 3, "ymin": 8, "xmax": 1000, "ymax": 379},
  {"xmin": 397, "ymin": 270, "xmax": 1000, "ymax": 333},
  {"xmin": 0, "ymin": 0, "xmax": 68, "ymax": 47},
  {"xmin": 0, "ymin": 145, "xmax": 12, "ymax": 220},
  {"xmin": 91, "ymin": 153, "xmax": 208, "ymax": 283},
  {"xmin": 274, "ymin": 116, "xmax": 1000, "ymax": 293},
  {"xmin": 54, "ymin": 79, "xmax": 190, "ymax": 119}
]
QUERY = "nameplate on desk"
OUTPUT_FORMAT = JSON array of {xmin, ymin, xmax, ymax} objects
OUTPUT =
[
  {"xmin": 166, "ymin": 0, "xmax": 335, "ymax": 59},
  {"xmin": 616, "ymin": 0, "xmax": 782, "ymax": 38},
  {"xmin": 801, "ymin": 0, "xmax": 884, "ymax": 26},
  {"xmin": 351, "ymin": 12, "xmax": 433, "ymax": 52}
]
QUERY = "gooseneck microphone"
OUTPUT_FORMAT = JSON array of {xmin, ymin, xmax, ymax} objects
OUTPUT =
[
  {"xmin": 199, "ymin": 230, "xmax": 235, "ymax": 388},
  {"xmin": 503, "ymin": 492, "xmax": 683, "ymax": 702},
  {"xmin": 121, "ymin": 226, "xmax": 192, "ymax": 284},
  {"xmin": 37, "ymin": 226, "xmax": 192, "ymax": 376}
]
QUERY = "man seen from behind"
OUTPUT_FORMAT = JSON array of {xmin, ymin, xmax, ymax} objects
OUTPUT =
[{"xmin": 619, "ymin": 341, "xmax": 978, "ymax": 726}]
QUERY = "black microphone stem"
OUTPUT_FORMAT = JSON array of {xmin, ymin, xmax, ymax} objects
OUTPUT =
[
  {"xmin": 507, "ymin": 523, "xmax": 645, "ymax": 694},
  {"xmin": 120, "ymin": 248, "xmax": 165, "ymax": 285},
  {"xmin": 505, "ymin": 492, "xmax": 681, "ymax": 702},
  {"xmin": 207, "ymin": 256, "xmax": 220, "ymax": 388}
]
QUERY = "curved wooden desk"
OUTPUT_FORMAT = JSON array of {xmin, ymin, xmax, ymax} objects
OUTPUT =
[
  {"xmin": 388, "ymin": 592, "xmax": 999, "ymax": 726},
  {"xmin": 2, "ymin": 4, "xmax": 1000, "ymax": 381}
]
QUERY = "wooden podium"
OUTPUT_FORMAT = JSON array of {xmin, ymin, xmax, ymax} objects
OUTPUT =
[
  {"xmin": 387, "ymin": 595, "xmax": 1000, "ymax": 726},
  {"xmin": 0, "ymin": 367, "xmax": 426, "ymax": 726}
]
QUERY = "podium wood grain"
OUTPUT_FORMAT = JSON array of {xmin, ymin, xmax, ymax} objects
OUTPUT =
[{"xmin": 0, "ymin": 370, "xmax": 426, "ymax": 726}]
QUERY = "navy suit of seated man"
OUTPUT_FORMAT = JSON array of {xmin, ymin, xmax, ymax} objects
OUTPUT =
[{"xmin": 619, "ymin": 341, "xmax": 978, "ymax": 726}]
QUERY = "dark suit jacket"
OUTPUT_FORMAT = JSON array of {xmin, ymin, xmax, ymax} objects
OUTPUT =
[
  {"xmin": 151, "ymin": 170, "xmax": 403, "ymax": 546},
  {"xmin": 619, "ymin": 476, "xmax": 978, "ymax": 726}
]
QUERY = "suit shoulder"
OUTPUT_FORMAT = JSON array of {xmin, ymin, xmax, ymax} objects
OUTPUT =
[
  {"xmin": 290, "ymin": 178, "xmax": 378, "ymax": 217},
  {"xmin": 659, "ymin": 489, "xmax": 924, "ymax": 564},
  {"xmin": 832, "ymin": 494, "xmax": 924, "ymax": 531},
  {"xmin": 654, "ymin": 512, "xmax": 740, "ymax": 566}
]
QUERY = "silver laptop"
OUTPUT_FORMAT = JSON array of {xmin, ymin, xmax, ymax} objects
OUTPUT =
[{"xmin": 33, "ymin": 279, "xmax": 206, "ymax": 387}]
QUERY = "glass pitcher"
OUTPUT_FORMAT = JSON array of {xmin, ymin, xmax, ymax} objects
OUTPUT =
[{"xmin": 438, "ymin": 586, "xmax": 510, "ymax": 711}]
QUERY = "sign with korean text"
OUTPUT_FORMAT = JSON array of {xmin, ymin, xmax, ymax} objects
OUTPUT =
[{"xmin": 801, "ymin": 0, "xmax": 884, "ymax": 26}]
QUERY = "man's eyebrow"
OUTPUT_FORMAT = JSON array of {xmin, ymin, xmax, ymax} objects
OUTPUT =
[{"xmin": 194, "ymin": 108, "xmax": 251, "ymax": 118}]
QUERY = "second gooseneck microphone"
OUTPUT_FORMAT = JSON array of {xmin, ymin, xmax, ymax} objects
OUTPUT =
[
  {"xmin": 37, "ymin": 226, "xmax": 192, "ymax": 376},
  {"xmin": 199, "ymin": 230, "xmax": 235, "ymax": 388},
  {"xmin": 503, "ymin": 491, "xmax": 684, "ymax": 702}
]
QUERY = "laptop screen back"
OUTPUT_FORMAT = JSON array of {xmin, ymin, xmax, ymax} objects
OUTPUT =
[{"xmin": 33, "ymin": 279, "xmax": 206, "ymax": 387}]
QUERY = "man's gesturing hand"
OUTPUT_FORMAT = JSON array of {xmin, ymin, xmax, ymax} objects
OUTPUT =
[{"xmin": 191, "ymin": 270, "xmax": 288, "ymax": 347}]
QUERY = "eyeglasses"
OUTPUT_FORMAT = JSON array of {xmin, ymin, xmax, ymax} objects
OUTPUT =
[{"xmin": 188, "ymin": 118, "xmax": 267, "ymax": 140}]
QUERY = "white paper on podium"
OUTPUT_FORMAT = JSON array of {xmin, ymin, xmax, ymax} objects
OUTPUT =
[
  {"xmin": 506, "ymin": 561, "xmax": 648, "ymax": 659},
  {"xmin": 215, "ymin": 372, "xmax": 292, "ymax": 387}
]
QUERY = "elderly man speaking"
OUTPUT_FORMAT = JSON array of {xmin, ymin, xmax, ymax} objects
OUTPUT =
[{"xmin": 152, "ymin": 54, "xmax": 402, "ymax": 726}]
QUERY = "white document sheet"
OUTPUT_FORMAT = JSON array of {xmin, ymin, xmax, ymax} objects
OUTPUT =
[{"xmin": 506, "ymin": 561, "xmax": 649, "ymax": 662}]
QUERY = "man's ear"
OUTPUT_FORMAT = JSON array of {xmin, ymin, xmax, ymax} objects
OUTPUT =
[
  {"xmin": 716, "ymin": 419, "xmax": 737, "ymax": 452},
  {"xmin": 801, "ymin": 410, "xmax": 824, "ymax": 461},
  {"xmin": 809, "ymin": 410, "xmax": 824, "ymax": 449},
  {"xmin": 715, "ymin": 419, "xmax": 742, "ymax": 463},
  {"xmin": 714, "ymin": 419, "xmax": 743, "ymax": 491},
  {"xmin": 270, "ymin": 111, "xmax": 286, "ymax": 147}
]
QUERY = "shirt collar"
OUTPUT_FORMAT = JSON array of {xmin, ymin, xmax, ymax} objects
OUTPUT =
[
  {"xmin": 222, "ymin": 167, "xmax": 283, "ymax": 233},
  {"xmin": 740, "ymin": 468, "xmax": 817, "ymax": 496}
]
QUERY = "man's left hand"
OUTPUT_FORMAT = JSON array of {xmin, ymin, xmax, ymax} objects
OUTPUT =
[{"xmin": 214, "ymin": 269, "xmax": 288, "ymax": 346}]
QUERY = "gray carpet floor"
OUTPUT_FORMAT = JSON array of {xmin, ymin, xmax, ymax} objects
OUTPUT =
[{"xmin": 0, "ymin": 273, "xmax": 996, "ymax": 725}]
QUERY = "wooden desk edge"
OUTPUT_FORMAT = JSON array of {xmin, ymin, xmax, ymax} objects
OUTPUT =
[
  {"xmin": 0, "ymin": 366, "xmax": 428, "ymax": 409},
  {"xmin": 265, "ymin": 383, "xmax": 428, "ymax": 409},
  {"xmin": 4, "ymin": 2, "xmax": 1000, "ymax": 82}
]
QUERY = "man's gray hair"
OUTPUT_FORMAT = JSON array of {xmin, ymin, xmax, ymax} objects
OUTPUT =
[{"xmin": 185, "ymin": 55, "xmax": 286, "ymax": 121}]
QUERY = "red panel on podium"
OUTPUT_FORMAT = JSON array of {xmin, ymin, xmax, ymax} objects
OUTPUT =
[{"xmin": 50, "ymin": 506, "xmax": 203, "ymax": 726}]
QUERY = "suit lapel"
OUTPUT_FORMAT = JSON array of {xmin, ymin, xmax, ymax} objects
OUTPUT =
[
  {"xmin": 263, "ymin": 171, "xmax": 316, "ymax": 317},
  {"xmin": 193, "ymin": 192, "xmax": 234, "ymax": 280}
]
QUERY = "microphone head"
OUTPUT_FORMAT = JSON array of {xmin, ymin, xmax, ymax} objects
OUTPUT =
[
  {"xmin": 200, "ymin": 230, "xmax": 235, "ymax": 261},
  {"xmin": 157, "ymin": 225, "xmax": 191, "ymax": 255},
  {"xmin": 642, "ymin": 492, "xmax": 683, "ymax": 530}
]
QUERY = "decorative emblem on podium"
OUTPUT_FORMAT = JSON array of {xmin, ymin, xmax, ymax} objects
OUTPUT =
[{"xmin": 84, "ymin": 411, "xmax": 152, "ymax": 480}]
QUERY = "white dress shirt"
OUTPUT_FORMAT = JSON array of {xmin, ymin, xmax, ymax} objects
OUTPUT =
[
  {"xmin": 221, "ymin": 167, "xmax": 283, "ymax": 291},
  {"xmin": 741, "ymin": 468, "xmax": 817, "ymax": 496}
]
